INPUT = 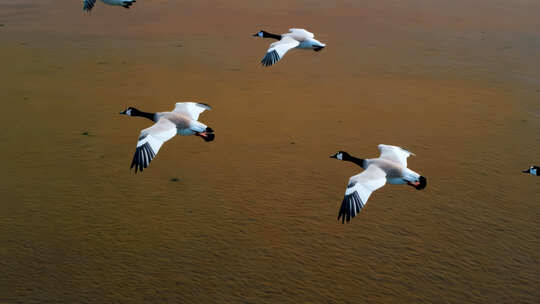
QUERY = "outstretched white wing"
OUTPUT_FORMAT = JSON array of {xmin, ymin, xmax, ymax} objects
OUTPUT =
[
  {"xmin": 83, "ymin": 0, "xmax": 97, "ymax": 11},
  {"xmin": 378, "ymin": 144, "xmax": 414, "ymax": 167},
  {"xmin": 261, "ymin": 36, "xmax": 300, "ymax": 66},
  {"xmin": 288, "ymin": 28, "xmax": 314, "ymax": 40},
  {"xmin": 172, "ymin": 102, "xmax": 212, "ymax": 121},
  {"xmin": 131, "ymin": 118, "xmax": 177, "ymax": 173},
  {"xmin": 338, "ymin": 165, "xmax": 387, "ymax": 223}
]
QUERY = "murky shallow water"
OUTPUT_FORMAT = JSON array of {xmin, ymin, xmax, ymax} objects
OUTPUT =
[{"xmin": 1, "ymin": 1, "xmax": 539, "ymax": 303}]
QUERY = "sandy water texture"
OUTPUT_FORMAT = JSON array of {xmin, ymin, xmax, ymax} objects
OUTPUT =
[{"xmin": 1, "ymin": 0, "xmax": 539, "ymax": 303}]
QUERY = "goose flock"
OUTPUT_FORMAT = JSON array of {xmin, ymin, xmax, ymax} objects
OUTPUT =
[{"xmin": 82, "ymin": 2, "xmax": 536, "ymax": 223}]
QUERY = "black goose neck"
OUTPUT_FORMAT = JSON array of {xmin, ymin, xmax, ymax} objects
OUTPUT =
[
  {"xmin": 344, "ymin": 155, "xmax": 365, "ymax": 168},
  {"xmin": 132, "ymin": 109, "xmax": 156, "ymax": 122},
  {"xmin": 264, "ymin": 32, "xmax": 282, "ymax": 40}
]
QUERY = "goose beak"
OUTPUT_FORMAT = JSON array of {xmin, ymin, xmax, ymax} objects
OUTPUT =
[
  {"xmin": 522, "ymin": 169, "xmax": 530, "ymax": 173},
  {"xmin": 330, "ymin": 154, "xmax": 337, "ymax": 158},
  {"xmin": 252, "ymin": 33, "xmax": 259, "ymax": 37},
  {"xmin": 119, "ymin": 110, "xmax": 126, "ymax": 114}
]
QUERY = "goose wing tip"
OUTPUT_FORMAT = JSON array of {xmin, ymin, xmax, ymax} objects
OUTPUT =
[
  {"xmin": 130, "ymin": 142, "xmax": 156, "ymax": 173},
  {"xmin": 196, "ymin": 102, "xmax": 212, "ymax": 110},
  {"xmin": 261, "ymin": 50, "xmax": 280, "ymax": 67},
  {"xmin": 337, "ymin": 191, "xmax": 365, "ymax": 224}
]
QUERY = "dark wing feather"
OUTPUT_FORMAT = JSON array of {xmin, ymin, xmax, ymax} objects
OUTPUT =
[
  {"xmin": 336, "ymin": 166, "xmax": 387, "ymax": 223},
  {"xmin": 337, "ymin": 186, "xmax": 366, "ymax": 223},
  {"xmin": 121, "ymin": 1, "xmax": 136, "ymax": 9},
  {"xmin": 129, "ymin": 118, "xmax": 176, "ymax": 174},
  {"xmin": 261, "ymin": 50, "xmax": 280, "ymax": 67},
  {"xmin": 83, "ymin": 0, "xmax": 96, "ymax": 11},
  {"xmin": 130, "ymin": 142, "xmax": 157, "ymax": 173}
]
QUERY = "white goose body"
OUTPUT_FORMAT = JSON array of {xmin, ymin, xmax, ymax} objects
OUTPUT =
[
  {"xmin": 120, "ymin": 102, "xmax": 215, "ymax": 173},
  {"xmin": 297, "ymin": 39, "xmax": 325, "ymax": 49},
  {"xmin": 83, "ymin": 0, "xmax": 136, "ymax": 12},
  {"xmin": 331, "ymin": 144, "xmax": 427, "ymax": 223},
  {"xmin": 253, "ymin": 28, "xmax": 326, "ymax": 66},
  {"xmin": 363, "ymin": 159, "xmax": 420, "ymax": 185}
]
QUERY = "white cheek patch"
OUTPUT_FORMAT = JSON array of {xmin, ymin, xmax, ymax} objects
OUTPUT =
[
  {"xmin": 337, "ymin": 153, "xmax": 343, "ymax": 160},
  {"xmin": 126, "ymin": 109, "xmax": 132, "ymax": 116},
  {"xmin": 531, "ymin": 168, "xmax": 537, "ymax": 175},
  {"xmin": 258, "ymin": 32, "xmax": 263, "ymax": 37}
]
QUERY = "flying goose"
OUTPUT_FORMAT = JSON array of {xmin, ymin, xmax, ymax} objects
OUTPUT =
[
  {"xmin": 522, "ymin": 165, "xmax": 539, "ymax": 176},
  {"xmin": 252, "ymin": 28, "xmax": 326, "ymax": 66},
  {"xmin": 330, "ymin": 144, "xmax": 427, "ymax": 223},
  {"xmin": 83, "ymin": 0, "xmax": 136, "ymax": 12},
  {"xmin": 120, "ymin": 102, "xmax": 215, "ymax": 173}
]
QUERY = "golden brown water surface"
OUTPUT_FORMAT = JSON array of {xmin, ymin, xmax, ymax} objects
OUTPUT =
[{"xmin": 1, "ymin": 0, "xmax": 539, "ymax": 303}]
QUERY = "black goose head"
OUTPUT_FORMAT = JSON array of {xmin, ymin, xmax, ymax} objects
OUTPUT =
[
  {"xmin": 119, "ymin": 106, "xmax": 155, "ymax": 122},
  {"xmin": 252, "ymin": 30, "xmax": 281, "ymax": 40},
  {"xmin": 119, "ymin": 106, "xmax": 139, "ymax": 116},
  {"xmin": 253, "ymin": 30, "xmax": 267, "ymax": 37},
  {"xmin": 523, "ymin": 166, "xmax": 539, "ymax": 175},
  {"xmin": 330, "ymin": 151, "xmax": 351, "ymax": 161}
]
